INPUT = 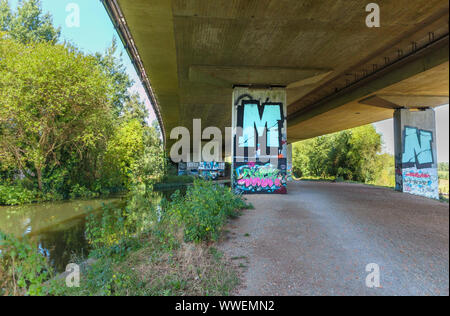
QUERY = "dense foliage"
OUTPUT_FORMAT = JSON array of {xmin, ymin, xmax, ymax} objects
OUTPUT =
[
  {"xmin": 0, "ymin": 231, "xmax": 51, "ymax": 296},
  {"xmin": 0, "ymin": 1, "xmax": 164, "ymax": 205},
  {"xmin": 0, "ymin": 0, "xmax": 60, "ymax": 43},
  {"xmin": 163, "ymin": 181, "xmax": 249, "ymax": 243},
  {"xmin": 293, "ymin": 125, "xmax": 394, "ymax": 185}
]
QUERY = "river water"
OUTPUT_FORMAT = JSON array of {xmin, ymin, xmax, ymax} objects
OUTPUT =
[
  {"xmin": 0, "ymin": 198, "xmax": 124, "ymax": 272},
  {"xmin": 0, "ymin": 188, "xmax": 181, "ymax": 273}
]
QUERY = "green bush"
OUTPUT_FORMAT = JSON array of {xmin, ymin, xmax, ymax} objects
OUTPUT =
[
  {"xmin": 163, "ymin": 180, "xmax": 249, "ymax": 243},
  {"xmin": 438, "ymin": 171, "xmax": 449, "ymax": 180},
  {"xmin": 86, "ymin": 203, "xmax": 132, "ymax": 258},
  {"xmin": 85, "ymin": 191, "xmax": 156, "ymax": 258},
  {"xmin": 69, "ymin": 184, "xmax": 99, "ymax": 200},
  {"xmin": 48, "ymin": 181, "xmax": 249, "ymax": 296},
  {"xmin": 0, "ymin": 232, "xmax": 51, "ymax": 296},
  {"xmin": 0, "ymin": 185, "xmax": 38, "ymax": 205}
]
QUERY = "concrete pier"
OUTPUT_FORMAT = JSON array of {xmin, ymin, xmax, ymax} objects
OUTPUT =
[{"xmin": 394, "ymin": 108, "xmax": 439, "ymax": 199}]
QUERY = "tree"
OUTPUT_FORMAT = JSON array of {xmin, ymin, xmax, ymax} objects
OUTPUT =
[
  {"xmin": 0, "ymin": 0, "xmax": 60, "ymax": 43},
  {"xmin": 292, "ymin": 124, "xmax": 384, "ymax": 183},
  {"xmin": 132, "ymin": 123, "xmax": 165, "ymax": 185},
  {"xmin": 327, "ymin": 131, "xmax": 353, "ymax": 179},
  {"xmin": 307, "ymin": 136, "xmax": 332, "ymax": 177},
  {"xmin": 438, "ymin": 162, "xmax": 449, "ymax": 172},
  {"xmin": 95, "ymin": 38, "xmax": 133, "ymax": 117},
  {"xmin": 292, "ymin": 141, "xmax": 310, "ymax": 178},
  {"xmin": 0, "ymin": 0, "xmax": 165, "ymax": 201},
  {"xmin": 346, "ymin": 125, "xmax": 382, "ymax": 182},
  {"xmin": 104, "ymin": 120, "xmax": 145, "ymax": 187},
  {"xmin": 0, "ymin": 35, "xmax": 113, "ymax": 191},
  {"xmin": 122, "ymin": 93, "xmax": 150, "ymax": 126},
  {"xmin": 0, "ymin": 1, "xmax": 12, "ymax": 30}
]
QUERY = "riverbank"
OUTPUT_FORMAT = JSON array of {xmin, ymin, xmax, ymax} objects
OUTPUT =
[
  {"xmin": 0, "ymin": 183, "xmax": 127, "ymax": 207},
  {"xmin": 49, "ymin": 233, "xmax": 240, "ymax": 296},
  {"xmin": 1, "ymin": 180, "xmax": 252, "ymax": 296}
]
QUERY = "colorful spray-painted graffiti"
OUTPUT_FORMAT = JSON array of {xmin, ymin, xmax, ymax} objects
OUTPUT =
[
  {"xmin": 401, "ymin": 126, "xmax": 434, "ymax": 168},
  {"xmin": 238, "ymin": 103, "xmax": 282, "ymax": 148},
  {"xmin": 235, "ymin": 161, "xmax": 287, "ymax": 194},
  {"xmin": 398, "ymin": 126, "xmax": 439, "ymax": 199},
  {"xmin": 232, "ymin": 88, "xmax": 287, "ymax": 194},
  {"xmin": 178, "ymin": 162, "xmax": 225, "ymax": 180},
  {"xmin": 402, "ymin": 168, "xmax": 439, "ymax": 199},
  {"xmin": 198, "ymin": 161, "xmax": 226, "ymax": 180}
]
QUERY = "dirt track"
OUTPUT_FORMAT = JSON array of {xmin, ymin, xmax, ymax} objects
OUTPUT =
[{"xmin": 219, "ymin": 181, "xmax": 449, "ymax": 296}]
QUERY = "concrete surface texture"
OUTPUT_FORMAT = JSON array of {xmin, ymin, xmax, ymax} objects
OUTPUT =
[
  {"xmin": 219, "ymin": 181, "xmax": 449, "ymax": 296},
  {"xmin": 105, "ymin": 0, "xmax": 449, "ymax": 147},
  {"xmin": 394, "ymin": 108, "xmax": 439, "ymax": 199}
]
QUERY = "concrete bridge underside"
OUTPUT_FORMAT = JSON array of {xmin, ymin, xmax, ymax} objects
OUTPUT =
[{"xmin": 103, "ymin": 0, "xmax": 449, "ymax": 148}]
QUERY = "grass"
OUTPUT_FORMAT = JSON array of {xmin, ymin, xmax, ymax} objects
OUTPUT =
[
  {"xmin": 49, "ymin": 234, "xmax": 239, "ymax": 296},
  {"xmin": 41, "ymin": 180, "xmax": 250, "ymax": 296},
  {"xmin": 439, "ymin": 179, "xmax": 449, "ymax": 203},
  {"xmin": 296, "ymin": 176, "xmax": 336, "ymax": 182}
]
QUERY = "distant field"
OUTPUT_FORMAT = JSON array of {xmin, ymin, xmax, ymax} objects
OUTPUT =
[
  {"xmin": 438, "ymin": 170, "xmax": 449, "ymax": 197},
  {"xmin": 439, "ymin": 179, "xmax": 449, "ymax": 196},
  {"xmin": 438, "ymin": 171, "xmax": 449, "ymax": 180}
]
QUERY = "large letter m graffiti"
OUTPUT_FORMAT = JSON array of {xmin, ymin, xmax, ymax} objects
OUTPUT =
[
  {"xmin": 238, "ymin": 102, "xmax": 282, "ymax": 148},
  {"xmin": 402, "ymin": 126, "xmax": 434, "ymax": 169}
]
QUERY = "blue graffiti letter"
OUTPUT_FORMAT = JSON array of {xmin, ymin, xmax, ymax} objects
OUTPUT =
[
  {"xmin": 239, "ymin": 103, "xmax": 281, "ymax": 148},
  {"xmin": 402, "ymin": 126, "xmax": 434, "ymax": 169}
]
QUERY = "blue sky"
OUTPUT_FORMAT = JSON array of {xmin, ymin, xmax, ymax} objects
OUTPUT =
[{"xmin": 8, "ymin": 0, "xmax": 450, "ymax": 162}]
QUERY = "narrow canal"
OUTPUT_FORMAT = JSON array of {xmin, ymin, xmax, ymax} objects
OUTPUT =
[{"xmin": 0, "ymin": 189, "xmax": 181, "ymax": 273}]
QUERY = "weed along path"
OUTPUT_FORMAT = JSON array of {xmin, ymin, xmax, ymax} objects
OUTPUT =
[{"xmin": 219, "ymin": 181, "xmax": 449, "ymax": 296}]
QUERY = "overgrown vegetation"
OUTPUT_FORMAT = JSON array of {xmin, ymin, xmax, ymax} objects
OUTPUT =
[
  {"xmin": 293, "ymin": 125, "xmax": 393, "ymax": 186},
  {"xmin": 1, "ymin": 1, "xmax": 245, "ymax": 297},
  {"xmin": 1, "ymin": 180, "xmax": 250, "ymax": 296},
  {"xmin": 0, "ymin": 0, "xmax": 164, "ymax": 205},
  {"xmin": 0, "ymin": 232, "xmax": 52, "ymax": 296},
  {"xmin": 438, "ymin": 163, "xmax": 449, "ymax": 198},
  {"xmin": 293, "ymin": 126, "xmax": 449, "ymax": 198},
  {"xmin": 162, "ymin": 180, "xmax": 249, "ymax": 243}
]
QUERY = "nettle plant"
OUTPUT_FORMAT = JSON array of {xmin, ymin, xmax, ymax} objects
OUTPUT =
[
  {"xmin": 163, "ymin": 180, "xmax": 249, "ymax": 243},
  {"xmin": 0, "ymin": 232, "xmax": 51, "ymax": 296}
]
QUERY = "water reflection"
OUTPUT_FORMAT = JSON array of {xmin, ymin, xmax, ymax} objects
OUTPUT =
[
  {"xmin": 0, "ymin": 199, "xmax": 122, "ymax": 272},
  {"xmin": 0, "ymin": 188, "xmax": 184, "ymax": 273}
]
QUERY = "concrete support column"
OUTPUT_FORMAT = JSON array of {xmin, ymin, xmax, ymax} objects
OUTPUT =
[
  {"xmin": 231, "ymin": 87, "xmax": 288, "ymax": 194},
  {"xmin": 287, "ymin": 143, "xmax": 293, "ymax": 181},
  {"xmin": 394, "ymin": 108, "xmax": 439, "ymax": 200}
]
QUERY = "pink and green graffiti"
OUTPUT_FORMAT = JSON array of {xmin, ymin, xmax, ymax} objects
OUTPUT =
[{"xmin": 235, "ymin": 162, "xmax": 286, "ymax": 194}]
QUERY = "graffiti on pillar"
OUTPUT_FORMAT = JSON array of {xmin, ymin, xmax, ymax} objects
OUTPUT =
[
  {"xmin": 238, "ymin": 101, "xmax": 283, "ymax": 149},
  {"xmin": 401, "ymin": 126, "xmax": 434, "ymax": 169},
  {"xmin": 235, "ymin": 161, "xmax": 287, "ymax": 194},
  {"xmin": 178, "ymin": 161, "xmax": 225, "ymax": 180},
  {"xmin": 400, "ymin": 126, "xmax": 438, "ymax": 199},
  {"xmin": 233, "ymin": 91, "xmax": 287, "ymax": 194},
  {"xmin": 401, "ymin": 168, "xmax": 438, "ymax": 199}
]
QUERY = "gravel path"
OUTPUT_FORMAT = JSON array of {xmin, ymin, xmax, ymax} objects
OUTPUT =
[{"xmin": 219, "ymin": 181, "xmax": 449, "ymax": 296}]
